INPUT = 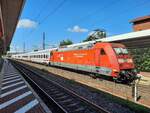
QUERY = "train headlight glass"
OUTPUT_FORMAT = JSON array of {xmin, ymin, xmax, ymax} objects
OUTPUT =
[
  {"xmin": 118, "ymin": 59, "xmax": 124, "ymax": 63},
  {"xmin": 127, "ymin": 59, "xmax": 133, "ymax": 63}
]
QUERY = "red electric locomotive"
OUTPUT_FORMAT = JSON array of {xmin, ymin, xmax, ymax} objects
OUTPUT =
[{"xmin": 50, "ymin": 42, "xmax": 137, "ymax": 83}]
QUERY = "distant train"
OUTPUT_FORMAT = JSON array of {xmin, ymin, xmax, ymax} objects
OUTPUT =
[{"xmin": 12, "ymin": 42, "xmax": 138, "ymax": 83}]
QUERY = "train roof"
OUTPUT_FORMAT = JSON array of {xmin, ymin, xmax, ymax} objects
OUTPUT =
[
  {"xmin": 13, "ymin": 48, "xmax": 57, "ymax": 56},
  {"xmin": 28, "ymin": 48, "xmax": 57, "ymax": 53}
]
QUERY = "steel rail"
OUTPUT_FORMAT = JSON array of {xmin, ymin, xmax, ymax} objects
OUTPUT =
[{"xmin": 11, "ymin": 60, "xmax": 110, "ymax": 113}]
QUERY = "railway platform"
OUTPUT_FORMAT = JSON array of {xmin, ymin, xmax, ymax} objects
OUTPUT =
[
  {"xmin": 0, "ymin": 59, "xmax": 51, "ymax": 113},
  {"xmin": 139, "ymin": 72, "xmax": 150, "ymax": 85}
]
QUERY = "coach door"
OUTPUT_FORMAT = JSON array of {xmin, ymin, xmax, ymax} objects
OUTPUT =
[
  {"xmin": 99, "ymin": 48, "xmax": 111, "ymax": 75},
  {"xmin": 100, "ymin": 48, "xmax": 107, "ymax": 66}
]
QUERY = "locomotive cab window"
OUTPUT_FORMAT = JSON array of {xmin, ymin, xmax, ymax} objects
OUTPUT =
[
  {"xmin": 100, "ymin": 49, "xmax": 106, "ymax": 55},
  {"xmin": 114, "ymin": 48, "xmax": 128, "ymax": 55}
]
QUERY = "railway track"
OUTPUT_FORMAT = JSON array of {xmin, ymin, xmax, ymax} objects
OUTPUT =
[{"xmin": 10, "ymin": 60, "xmax": 109, "ymax": 113}]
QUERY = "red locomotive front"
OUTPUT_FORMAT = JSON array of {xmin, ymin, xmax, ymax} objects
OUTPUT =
[{"xmin": 111, "ymin": 43, "xmax": 137, "ymax": 82}]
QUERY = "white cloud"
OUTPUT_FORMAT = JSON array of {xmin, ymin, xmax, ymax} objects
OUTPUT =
[
  {"xmin": 67, "ymin": 25, "xmax": 88, "ymax": 33},
  {"xmin": 17, "ymin": 19, "xmax": 38, "ymax": 29}
]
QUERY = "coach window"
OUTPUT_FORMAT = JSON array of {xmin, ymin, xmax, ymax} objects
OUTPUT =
[
  {"xmin": 78, "ymin": 46, "xmax": 83, "ymax": 49},
  {"xmin": 100, "ymin": 49, "xmax": 106, "ymax": 55}
]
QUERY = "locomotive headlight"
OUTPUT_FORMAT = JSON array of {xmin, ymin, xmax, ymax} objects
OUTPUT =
[
  {"xmin": 127, "ymin": 59, "xmax": 133, "ymax": 63},
  {"xmin": 113, "ymin": 69, "xmax": 117, "ymax": 72},
  {"xmin": 118, "ymin": 59, "xmax": 124, "ymax": 63}
]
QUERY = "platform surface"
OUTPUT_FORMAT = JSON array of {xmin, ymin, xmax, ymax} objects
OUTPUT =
[
  {"xmin": 0, "ymin": 59, "xmax": 51, "ymax": 113},
  {"xmin": 139, "ymin": 72, "xmax": 150, "ymax": 85}
]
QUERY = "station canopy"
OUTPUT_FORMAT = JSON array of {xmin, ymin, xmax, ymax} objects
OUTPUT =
[
  {"xmin": 0, "ymin": 0, "xmax": 25, "ymax": 54},
  {"xmin": 98, "ymin": 29, "xmax": 150, "ymax": 49},
  {"xmin": 68, "ymin": 29, "xmax": 150, "ymax": 49}
]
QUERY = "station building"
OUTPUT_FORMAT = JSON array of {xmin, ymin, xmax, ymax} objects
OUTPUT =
[{"xmin": 130, "ymin": 15, "xmax": 150, "ymax": 31}]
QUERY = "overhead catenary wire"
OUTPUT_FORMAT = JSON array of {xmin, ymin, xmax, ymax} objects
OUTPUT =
[
  {"xmin": 19, "ymin": 0, "xmax": 67, "ymax": 52},
  {"xmin": 68, "ymin": 0, "xmax": 121, "ymax": 27},
  {"xmin": 39, "ymin": 0, "xmax": 67, "ymax": 25},
  {"xmin": 33, "ymin": 0, "xmax": 51, "ymax": 21},
  {"xmin": 67, "ymin": 0, "xmax": 148, "ymax": 34},
  {"xmin": 90, "ymin": 0, "xmax": 149, "ymax": 28},
  {"xmin": 26, "ymin": 0, "xmax": 118, "ymax": 38},
  {"xmin": 26, "ymin": 0, "xmax": 67, "ymax": 38},
  {"xmin": 21, "ymin": 0, "xmax": 50, "ymax": 41},
  {"xmin": 21, "ymin": 0, "xmax": 149, "ymax": 50}
]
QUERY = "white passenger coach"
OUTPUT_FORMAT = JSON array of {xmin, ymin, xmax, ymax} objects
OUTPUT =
[{"xmin": 12, "ymin": 48, "xmax": 57, "ymax": 65}]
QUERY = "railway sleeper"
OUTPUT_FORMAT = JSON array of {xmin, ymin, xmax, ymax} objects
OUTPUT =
[
  {"xmin": 72, "ymin": 106, "xmax": 87, "ymax": 112},
  {"xmin": 62, "ymin": 103, "xmax": 87, "ymax": 113},
  {"xmin": 11, "ymin": 60, "xmax": 110, "ymax": 113},
  {"xmin": 54, "ymin": 93, "xmax": 65, "ymax": 96},
  {"xmin": 58, "ymin": 98, "xmax": 73, "ymax": 103},
  {"xmin": 66, "ymin": 102, "xmax": 79, "ymax": 107},
  {"xmin": 55, "ymin": 95, "xmax": 69, "ymax": 100},
  {"xmin": 50, "ymin": 89, "xmax": 60, "ymax": 93}
]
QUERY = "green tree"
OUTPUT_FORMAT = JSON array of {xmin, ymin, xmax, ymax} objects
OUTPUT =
[
  {"xmin": 59, "ymin": 39, "xmax": 73, "ymax": 47},
  {"xmin": 130, "ymin": 48, "xmax": 150, "ymax": 72},
  {"xmin": 83, "ymin": 29, "xmax": 106, "ymax": 42}
]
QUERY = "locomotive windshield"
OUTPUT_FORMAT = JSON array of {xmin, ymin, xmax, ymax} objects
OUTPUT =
[{"xmin": 113, "ymin": 48, "xmax": 128, "ymax": 55}]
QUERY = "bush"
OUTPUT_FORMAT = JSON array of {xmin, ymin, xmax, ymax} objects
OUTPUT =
[{"xmin": 130, "ymin": 48, "xmax": 150, "ymax": 72}]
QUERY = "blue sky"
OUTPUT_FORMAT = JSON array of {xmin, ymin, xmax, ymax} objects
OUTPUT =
[{"xmin": 11, "ymin": 0, "xmax": 150, "ymax": 52}]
